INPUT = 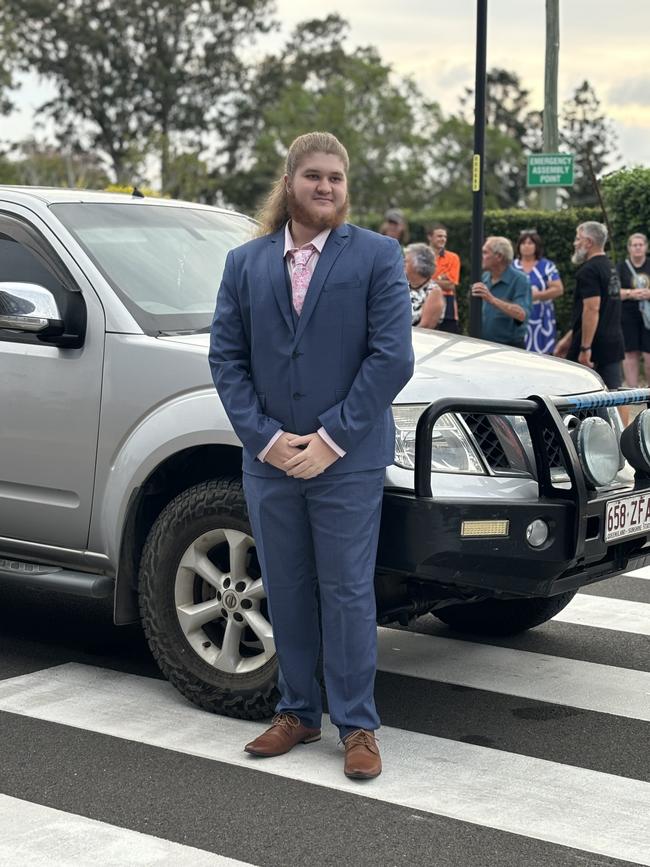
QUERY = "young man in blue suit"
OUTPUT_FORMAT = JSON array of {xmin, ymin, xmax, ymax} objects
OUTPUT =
[{"xmin": 209, "ymin": 131, "xmax": 414, "ymax": 779}]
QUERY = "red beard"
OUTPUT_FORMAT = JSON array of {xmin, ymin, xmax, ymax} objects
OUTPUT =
[{"xmin": 287, "ymin": 189, "xmax": 349, "ymax": 231}]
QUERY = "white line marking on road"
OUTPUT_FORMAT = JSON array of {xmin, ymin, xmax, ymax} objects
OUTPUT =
[
  {"xmin": 375, "ymin": 628, "xmax": 650, "ymax": 721},
  {"xmin": 0, "ymin": 664, "xmax": 648, "ymax": 866},
  {"xmin": 625, "ymin": 566, "xmax": 650, "ymax": 580},
  {"xmin": 0, "ymin": 794, "xmax": 253, "ymax": 867},
  {"xmin": 554, "ymin": 593, "xmax": 650, "ymax": 635}
]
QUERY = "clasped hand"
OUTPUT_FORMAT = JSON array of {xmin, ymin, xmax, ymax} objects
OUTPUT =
[{"xmin": 264, "ymin": 431, "xmax": 339, "ymax": 479}]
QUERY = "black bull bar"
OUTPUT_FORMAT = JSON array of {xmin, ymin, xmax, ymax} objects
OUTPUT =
[{"xmin": 397, "ymin": 388, "xmax": 650, "ymax": 589}]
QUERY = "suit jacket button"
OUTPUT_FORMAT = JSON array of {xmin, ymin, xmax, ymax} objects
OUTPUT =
[
  {"xmin": 293, "ymin": 392, "xmax": 302, "ymax": 400},
  {"xmin": 291, "ymin": 350, "xmax": 301, "ymax": 359}
]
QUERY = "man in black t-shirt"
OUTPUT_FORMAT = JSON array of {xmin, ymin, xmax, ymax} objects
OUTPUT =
[
  {"xmin": 555, "ymin": 221, "xmax": 624, "ymax": 390},
  {"xmin": 617, "ymin": 233, "xmax": 650, "ymax": 388}
]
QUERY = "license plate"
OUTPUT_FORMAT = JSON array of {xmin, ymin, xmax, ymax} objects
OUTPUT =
[{"xmin": 604, "ymin": 492, "xmax": 650, "ymax": 542}]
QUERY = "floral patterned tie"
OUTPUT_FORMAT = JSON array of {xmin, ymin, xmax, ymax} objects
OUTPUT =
[{"xmin": 290, "ymin": 244, "xmax": 316, "ymax": 315}]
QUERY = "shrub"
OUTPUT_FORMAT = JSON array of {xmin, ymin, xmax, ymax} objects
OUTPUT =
[{"xmin": 602, "ymin": 167, "xmax": 650, "ymax": 259}]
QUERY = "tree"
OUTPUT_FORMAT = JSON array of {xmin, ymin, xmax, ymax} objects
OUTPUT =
[
  {"xmin": 216, "ymin": 15, "xmax": 440, "ymax": 217},
  {"xmin": 454, "ymin": 68, "xmax": 534, "ymax": 208},
  {"xmin": 1, "ymin": 139, "xmax": 110, "ymax": 187},
  {"xmin": 602, "ymin": 167, "xmax": 650, "ymax": 257},
  {"xmin": 430, "ymin": 114, "xmax": 528, "ymax": 211},
  {"xmin": 0, "ymin": 14, "xmax": 15, "ymax": 117},
  {"xmin": 165, "ymin": 150, "xmax": 215, "ymax": 202},
  {"xmin": 561, "ymin": 80, "xmax": 620, "ymax": 205},
  {"xmin": 0, "ymin": 0, "xmax": 275, "ymax": 189},
  {"xmin": 461, "ymin": 67, "xmax": 531, "ymax": 141}
]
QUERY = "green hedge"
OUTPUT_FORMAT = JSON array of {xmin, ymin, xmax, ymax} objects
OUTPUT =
[
  {"xmin": 362, "ymin": 207, "xmax": 602, "ymax": 334},
  {"xmin": 601, "ymin": 167, "xmax": 650, "ymax": 259}
]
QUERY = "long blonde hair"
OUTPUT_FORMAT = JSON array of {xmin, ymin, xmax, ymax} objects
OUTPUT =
[{"xmin": 256, "ymin": 131, "xmax": 350, "ymax": 237}]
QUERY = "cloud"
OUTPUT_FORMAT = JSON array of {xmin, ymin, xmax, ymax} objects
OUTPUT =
[
  {"xmin": 612, "ymin": 119, "xmax": 650, "ymax": 168},
  {"xmin": 609, "ymin": 76, "xmax": 650, "ymax": 107},
  {"xmin": 437, "ymin": 63, "xmax": 474, "ymax": 91}
]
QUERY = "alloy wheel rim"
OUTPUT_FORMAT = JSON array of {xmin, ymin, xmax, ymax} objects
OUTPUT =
[{"xmin": 174, "ymin": 528, "xmax": 275, "ymax": 674}]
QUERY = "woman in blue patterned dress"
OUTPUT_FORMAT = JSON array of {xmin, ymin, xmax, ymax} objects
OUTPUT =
[{"xmin": 514, "ymin": 231, "xmax": 564, "ymax": 354}]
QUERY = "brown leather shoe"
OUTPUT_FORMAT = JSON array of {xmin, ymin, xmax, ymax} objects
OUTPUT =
[
  {"xmin": 244, "ymin": 713, "xmax": 321, "ymax": 757},
  {"xmin": 343, "ymin": 729, "xmax": 382, "ymax": 779}
]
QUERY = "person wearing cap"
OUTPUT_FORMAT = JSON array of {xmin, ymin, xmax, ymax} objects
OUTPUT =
[{"xmin": 379, "ymin": 208, "xmax": 409, "ymax": 247}]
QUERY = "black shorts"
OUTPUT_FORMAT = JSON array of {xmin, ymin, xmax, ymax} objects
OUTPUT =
[
  {"xmin": 621, "ymin": 301, "xmax": 650, "ymax": 353},
  {"xmin": 436, "ymin": 319, "xmax": 460, "ymax": 334},
  {"xmin": 595, "ymin": 360, "xmax": 623, "ymax": 390}
]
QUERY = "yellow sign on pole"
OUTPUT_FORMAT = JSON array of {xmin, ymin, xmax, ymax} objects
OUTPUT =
[{"xmin": 472, "ymin": 155, "xmax": 481, "ymax": 192}]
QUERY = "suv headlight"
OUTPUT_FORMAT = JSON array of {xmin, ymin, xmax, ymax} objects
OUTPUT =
[{"xmin": 392, "ymin": 405, "xmax": 485, "ymax": 474}]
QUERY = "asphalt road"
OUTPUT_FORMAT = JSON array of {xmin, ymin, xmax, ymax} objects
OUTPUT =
[{"xmin": 0, "ymin": 571, "xmax": 648, "ymax": 867}]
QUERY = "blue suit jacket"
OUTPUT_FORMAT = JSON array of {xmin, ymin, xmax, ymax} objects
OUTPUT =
[{"xmin": 209, "ymin": 222, "xmax": 414, "ymax": 478}]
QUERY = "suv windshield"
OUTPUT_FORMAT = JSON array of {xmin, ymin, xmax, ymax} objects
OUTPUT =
[{"xmin": 51, "ymin": 202, "xmax": 255, "ymax": 334}]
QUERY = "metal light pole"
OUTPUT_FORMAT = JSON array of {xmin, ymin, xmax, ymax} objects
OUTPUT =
[
  {"xmin": 469, "ymin": 0, "xmax": 488, "ymax": 338},
  {"xmin": 541, "ymin": 0, "xmax": 560, "ymax": 210}
]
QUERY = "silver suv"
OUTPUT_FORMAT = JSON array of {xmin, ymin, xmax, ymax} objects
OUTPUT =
[{"xmin": 1, "ymin": 187, "xmax": 649, "ymax": 719}]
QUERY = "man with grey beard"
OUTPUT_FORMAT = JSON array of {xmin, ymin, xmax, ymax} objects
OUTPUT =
[{"xmin": 555, "ymin": 221, "xmax": 624, "ymax": 389}]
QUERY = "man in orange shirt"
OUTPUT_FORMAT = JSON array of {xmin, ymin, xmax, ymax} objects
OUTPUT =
[{"xmin": 427, "ymin": 222, "xmax": 461, "ymax": 334}]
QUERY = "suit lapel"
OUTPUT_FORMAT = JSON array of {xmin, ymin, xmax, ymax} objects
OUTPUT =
[
  {"xmin": 294, "ymin": 224, "xmax": 350, "ymax": 345},
  {"xmin": 267, "ymin": 228, "xmax": 294, "ymax": 335}
]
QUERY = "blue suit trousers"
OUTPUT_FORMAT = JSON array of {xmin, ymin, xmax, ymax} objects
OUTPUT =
[{"xmin": 243, "ymin": 469, "xmax": 385, "ymax": 737}]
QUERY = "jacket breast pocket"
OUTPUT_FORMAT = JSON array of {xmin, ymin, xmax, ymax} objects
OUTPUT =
[
  {"xmin": 322, "ymin": 280, "xmax": 363, "ymax": 293},
  {"xmin": 256, "ymin": 392, "xmax": 266, "ymax": 412}
]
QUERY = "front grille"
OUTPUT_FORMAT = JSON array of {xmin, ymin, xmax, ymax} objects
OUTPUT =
[
  {"xmin": 543, "ymin": 425, "xmax": 564, "ymax": 468},
  {"xmin": 464, "ymin": 407, "xmax": 616, "ymax": 477},
  {"xmin": 464, "ymin": 413, "xmax": 509, "ymax": 470}
]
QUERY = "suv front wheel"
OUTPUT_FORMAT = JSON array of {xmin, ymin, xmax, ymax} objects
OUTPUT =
[
  {"xmin": 139, "ymin": 477, "xmax": 279, "ymax": 719},
  {"xmin": 433, "ymin": 590, "xmax": 577, "ymax": 636}
]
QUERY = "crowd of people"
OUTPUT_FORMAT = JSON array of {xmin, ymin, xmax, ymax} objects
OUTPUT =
[{"xmin": 380, "ymin": 208, "xmax": 650, "ymax": 390}]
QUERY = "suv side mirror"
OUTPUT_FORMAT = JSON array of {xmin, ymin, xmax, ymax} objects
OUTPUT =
[{"xmin": 0, "ymin": 282, "xmax": 77, "ymax": 345}]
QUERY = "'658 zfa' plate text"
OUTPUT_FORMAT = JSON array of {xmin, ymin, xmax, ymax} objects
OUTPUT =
[{"xmin": 604, "ymin": 492, "xmax": 650, "ymax": 542}]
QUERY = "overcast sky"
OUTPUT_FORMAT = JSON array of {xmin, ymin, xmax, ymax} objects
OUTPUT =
[{"xmin": 5, "ymin": 0, "xmax": 649, "ymax": 169}]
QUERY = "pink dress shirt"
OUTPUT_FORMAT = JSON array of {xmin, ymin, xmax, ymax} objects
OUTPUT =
[{"xmin": 257, "ymin": 223, "xmax": 346, "ymax": 463}]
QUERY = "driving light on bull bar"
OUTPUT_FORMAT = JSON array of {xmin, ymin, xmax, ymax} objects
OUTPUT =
[
  {"xmin": 572, "ymin": 416, "xmax": 620, "ymax": 488},
  {"xmin": 461, "ymin": 520, "xmax": 509, "ymax": 537},
  {"xmin": 620, "ymin": 409, "xmax": 650, "ymax": 474},
  {"xmin": 526, "ymin": 519, "xmax": 549, "ymax": 548},
  {"xmin": 392, "ymin": 405, "xmax": 484, "ymax": 474}
]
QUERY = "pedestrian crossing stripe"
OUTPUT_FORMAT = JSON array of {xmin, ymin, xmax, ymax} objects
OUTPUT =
[
  {"xmin": 376, "ymin": 627, "xmax": 650, "ymax": 721},
  {"xmin": 0, "ymin": 794, "xmax": 253, "ymax": 866},
  {"xmin": 555, "ymin": 592, "xmax": 650, "ymax": 635},
  {"xmin": 0, "ymin": 663, "xmax": 648, "ymax": 866},
  {"xmin": 625, "ymin": 566, "xmax": 650, "ymax": 580}
]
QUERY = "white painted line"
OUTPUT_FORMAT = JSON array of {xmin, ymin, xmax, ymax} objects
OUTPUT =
[
  {"xmin": 0, "ymin": 793, "xmax": 253, "ymax": 867},
  {"xmin": 376, "ymin": 628, "xmax": 650, "ymax": 721},
  {"xmin": 0, "ymin": 664, "xmax": 648, "ymax": 866},
  {"xmin": 625, "ymin": 566, "xmax": 650, "ymax": 580},
  {"xmin": 554, "ymin": 593, "xmax": 650, "ymax": 635}
]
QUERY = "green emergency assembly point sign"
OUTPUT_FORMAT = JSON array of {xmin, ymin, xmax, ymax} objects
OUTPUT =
[{"xmin": 527, "ymin": 153, "xmax": 574, "ymax": 187}]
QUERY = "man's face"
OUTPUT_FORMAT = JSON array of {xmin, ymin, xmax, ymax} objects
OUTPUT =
[
  {"xmin": 572, "ymin": 229, "xmax": 591, "ymax": 265},
  {"xmin": 428, "ymin": 229, "xmax": 447, "ymax": 251},
  {"xmin": 629, "ymin": 237, "xmax": 648, "ymax": 262},
  {"xmin": 481, "ymin": 243, "xmax": 499, "ymax": 271},
  {"xmin": 285, "ymin": 152, "xmax": 348, "ymax": 231}
]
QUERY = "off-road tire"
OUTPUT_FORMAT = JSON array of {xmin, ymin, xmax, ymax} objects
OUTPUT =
[
  {"xmin": 433, "ymin": 590, "xmax": 577, "ymax": 636},
  {"xmin": 139, "ymin": 477, "xmax": 278, "ymax": 719}
]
